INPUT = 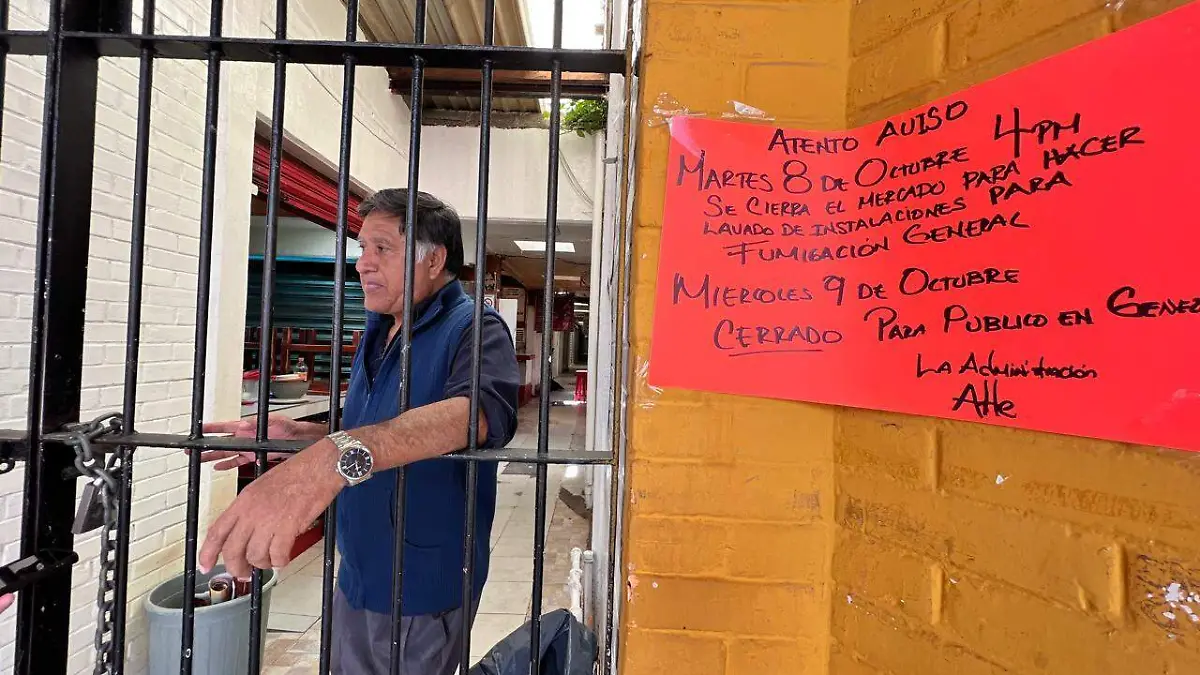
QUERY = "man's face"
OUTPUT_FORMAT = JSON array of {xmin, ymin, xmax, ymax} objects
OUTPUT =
[{"xmin": 355, "ymin": 212, "xmax": 445, "ymax": 317}]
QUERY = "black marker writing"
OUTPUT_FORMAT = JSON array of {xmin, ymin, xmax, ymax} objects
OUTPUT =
[
  {"xmin": 672, "ymin": 273, "xmax": 813, "ymax": 309},
  {"xmin": 723, "ymin": 238, "xmax": 891, "ymax": 266},
  {"xmin": 875, "ymin": 101, "xmax": 969, "ymax": 146},
  {"xmin": 902, "ymin": 211, "xmax": 1029, "ymax": 245},
  {"xmin": 951, "ymin": 379, "xmax": 1017, "ymax": 419},
  {"xmin": 1106, "ymin": 286, "xmax": 1200, "ymax": 319},
  {"xmin": 712, "ymin": 319, "xmax": 843, "ymax": 353},
  {"xmin": 767, "ymin": 129, "xmax": 859, "ymax": 155},
  {"xmin": 993, "ymin": 108, "xmax": 1083, "ymax": 159},
  {"xmin": 675, "ymin": 150, "xmax": 774, "ymax": 192},
  {"xmin": 1042, "ymin": 126, "xmax": 1145, "ymax": 170}
]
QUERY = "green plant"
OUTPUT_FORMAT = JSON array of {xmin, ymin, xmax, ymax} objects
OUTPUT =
[{"xmin": 560, "ymin": 98, "xmax": 608, "ymax": 137}]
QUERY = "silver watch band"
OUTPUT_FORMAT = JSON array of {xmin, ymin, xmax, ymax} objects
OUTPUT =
[
  {"xmin": 328, "ymin": 430, "xmax": 359, "ymax": 452},
  {"xmin": 329, "ymin": 431, "xmax": 373, "ymax": 484}
]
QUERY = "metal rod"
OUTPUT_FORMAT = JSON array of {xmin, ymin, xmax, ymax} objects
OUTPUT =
[
  {"xmin": 9, "ymin": 430, "xmax": 613, "ymax": 463},
  {"xmin": 111, "ymin": 1, "xmax": 158, "ymax": 669},
  {"xmin": 0, "ymin": 33, "xmax": 626, "ymax": 74},
  {"xmin": 531, "ymin": 54, "xmax": 565, "ymax": 675},
  {"xmin": 0, "ymin": 0, "xmax": 9, "ymax": 148},
  {"xmin": 318, "ymin": 0, "xmax": 359, "ymax": 670},
  {"xmin": 181, "ymin": 0, "xmax": 224, "ymax": 672},
  {"xmin": 391, "ymin": 6, "xmax": 426, "ymax": 672},
  {"xmin": 459, "ymin": 2, "xmax": 497, "ymax": 671},
  {"xmin": 389, "ymin": 66, "xmax": 426, "ymax": 675},
  {"xmin": 17, "ymin": 0, "xmax": 107, "ymax": 670},
  {"xmin": 606, "ymin": 43, "xmax": 642, "ymax": 675},
  {"xmin": 249, "ymin": 2, "xmax": 289, "ymax": 671}
]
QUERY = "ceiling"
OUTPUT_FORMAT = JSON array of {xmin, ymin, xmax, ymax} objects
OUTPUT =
[
  {"xmin": 464, "ymin": 217, "xmax": 592, "ymax": 292},
  {"xmin": 354, "ymin": 0, "xmax": 541, "ymax": 113}
]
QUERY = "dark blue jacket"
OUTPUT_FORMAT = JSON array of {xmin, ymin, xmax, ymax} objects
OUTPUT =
[{"xmin": 336, "ymin": 281, "xmax": 508, "ymax": 616}]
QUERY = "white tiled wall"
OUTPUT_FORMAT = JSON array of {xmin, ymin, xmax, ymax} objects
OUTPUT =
[{"xmin": 0, "ymin": 0, "xmax": 411, "ymax": 671}]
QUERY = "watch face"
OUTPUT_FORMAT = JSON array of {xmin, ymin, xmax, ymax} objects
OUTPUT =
[{"xmin": 338, "ymin": 446, "xmax": 373, "ymax": 481}]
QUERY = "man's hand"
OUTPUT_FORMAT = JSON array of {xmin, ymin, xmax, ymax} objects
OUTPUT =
[
  {"xmin": 191, "ymin": 415, "xmax": 326, "ymax": 470},
  {"xmin": 198, "ymin": 439, "xmax": 343, "ymax": 578},
  {"xmin": 0, "ymin": 594, "xmax": 13, "ymax": 613}
]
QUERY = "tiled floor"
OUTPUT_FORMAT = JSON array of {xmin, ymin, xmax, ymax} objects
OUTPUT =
[{"xmin": 262, "ymin": 382, "xmax": 591, "ymax": 673}]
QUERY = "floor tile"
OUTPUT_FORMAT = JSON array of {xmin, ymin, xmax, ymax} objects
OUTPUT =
[
  {"xmin": 491, "ymin": 537, "xmax": 535, "ymax": 558},
  {"xmin": 299, "ymin": 555, "xmax": 335, "ymax": 578},
  {"xmin": 267, "ymin": 612, "xmax": 318, "ymax": 633},
  {"xmin": 477, "ymin": 581, "xmax": 532, "ymax": 614},
  {"xmin": 264, "ymin": 634, "xmax": 299, "ymax": 664},
  {"xmin": 278, "ymin": 544, "xmax": 322, "ymax": 583},
  {"xmin": 500, "ymin": 517, "xmax": 536, "ymax": 540},
  {"xmin": 487, "ymin": 556, "xmax": 534, "ymax": 583},
  {"xmin": 269, "ymin": 574, "xmax": 326, "ymax": 616},
  {"xmin": 470, "ymin": 613, "xmax": 527, "ymax": 659},
  {"xmin": 491, "ymin": 506, "xmax": 516, "ymax": 533}
]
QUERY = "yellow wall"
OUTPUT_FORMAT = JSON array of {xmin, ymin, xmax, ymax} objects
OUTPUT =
[{"xmin": 622, "ymin": 0, "xmax": 1200, "ymax": 673}]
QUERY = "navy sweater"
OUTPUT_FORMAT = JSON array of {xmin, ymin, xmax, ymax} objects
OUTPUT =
[{"xmin": 336, "ymin": 280, "xmax": 519, "ymax": 615}]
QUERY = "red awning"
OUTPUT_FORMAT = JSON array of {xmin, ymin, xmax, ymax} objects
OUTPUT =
[{"xmin": 252, "ymin": 138, "xmax": 364, "ymax": 234}]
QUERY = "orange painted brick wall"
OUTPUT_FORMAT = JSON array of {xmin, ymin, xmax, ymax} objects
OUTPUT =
[
  {"xmin": 622, "ymin": 1, "xmax": 850, "ymax": 673},
  {"xmin": 623, "ymin": 0, "xmax": 1200, "ymax": 674},
  {"xmin": 832, "ymin": 1, "xmax": 1200, "ymax": 673}
]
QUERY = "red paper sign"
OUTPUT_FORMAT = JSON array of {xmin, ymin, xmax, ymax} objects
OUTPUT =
[{"xmin": 649, "ymin": 2, "xmax": 1200, "ymax": 453}]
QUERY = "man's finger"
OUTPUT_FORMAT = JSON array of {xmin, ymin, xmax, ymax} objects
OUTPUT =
[
  {"xmin": 213, "ymin": 453, "xmax": 255, "ymax": 471},
  {"xmin": 244, "ymin": 525, "xmax": 275, "ymax": 571},
  {"xmin": 0, "ymin": 594, "xmax": 13, "ymax": 613},
  {"xmin": 197, "ymin": 510, "xmax": 235, "ymax": 575},
  {"xmin": 221, "ymin": 519, "xmax": 255, "ymax": 580},
  {"xmin": 201, "ymin": 420, "xmax": 243, "ymax": 435},
  {"xmin": 269, "ymin": 531, "xmax": 295, "ymax": 570}
]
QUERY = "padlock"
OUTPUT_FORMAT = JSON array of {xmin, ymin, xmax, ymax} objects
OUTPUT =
[{"xmin": 72, "ymin": 478, "xmax": 107, "ymax": 535}]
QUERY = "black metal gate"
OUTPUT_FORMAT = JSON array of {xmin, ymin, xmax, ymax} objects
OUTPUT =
[{"xmin": 0, "ymin": 0, "xmax": 626, "ymax": 672}]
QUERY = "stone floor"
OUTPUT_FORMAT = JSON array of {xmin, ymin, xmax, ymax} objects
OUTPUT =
[{"xmin": 262, "ymin": 383, "xmax": 592, "ymax": 673}]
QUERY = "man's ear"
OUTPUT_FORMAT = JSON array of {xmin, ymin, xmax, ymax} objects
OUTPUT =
[{"xmin": 426, "ymin": 245, "xmax": 448, "ymax": 280}]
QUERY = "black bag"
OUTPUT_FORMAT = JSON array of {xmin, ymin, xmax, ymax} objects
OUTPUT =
[{"xmin": 470, "ymin": 609, "xmax": 597, "ymax": 675}]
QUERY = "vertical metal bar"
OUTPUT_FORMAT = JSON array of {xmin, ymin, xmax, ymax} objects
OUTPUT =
[
  {"xmin": 318, "ymin": 0, "xmax": 359, "ymax": 671},
  {"xmin": 18, "ymin": 0, "xmax": 108, "ymax": 671},
  {"xmin": 182, "ymin": 0, "xmax": 224, "ymax": 672},
  {"xmin": 111, "ymin": 1, "xmax": 157, "ymax": 670},
  {"xmin": 390, "ymin": 2, "xmax": 427, "ymax": 671},
  {"xmin": 459, "ymin": 1, "xmax": 497, "ymax": 671},
  {"xmin": 605, "ymin": 40, "xmax": 641, "ymax": 675},
  {"xmin": 0, "ymin": 0, "xmax": 8, "ymax": 147},
  {"xmin": 251, "ymin": 1, "xmax": 289, "ymax": 672},
  {"xmin": 531, "ymin": 4, "xmax": 565, "ymax": 672}
]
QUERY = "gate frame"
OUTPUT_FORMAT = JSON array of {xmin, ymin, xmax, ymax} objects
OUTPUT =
[{"xmin": 0, "ymin": 0, "xmax": 632, "ymax": 671}]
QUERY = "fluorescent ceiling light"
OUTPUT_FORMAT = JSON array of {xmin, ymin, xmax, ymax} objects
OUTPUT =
[{"xmin": 515, "ymin": 240, "xmax": 575, "ymax": 253}]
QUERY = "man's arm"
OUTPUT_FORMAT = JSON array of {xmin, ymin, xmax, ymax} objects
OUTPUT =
[
  {"xmin": 192, "ymin": 416, "xmax": 328, "ymax": 470},
  {"xmin": 339, "ymin": 396, "xmax": 486, "ymax": 470},
  {"xmin": 198, "ymin": 312, "xmax": 520, "ymax": 577},
  {"xmin": 299, "ymin": 312, "xmax": 520, "ymax": 471}
]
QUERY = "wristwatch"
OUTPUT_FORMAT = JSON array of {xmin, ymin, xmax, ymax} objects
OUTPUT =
[{"xmin": 328, "ymin": 431, "xmax": 374, "ymax": 486}]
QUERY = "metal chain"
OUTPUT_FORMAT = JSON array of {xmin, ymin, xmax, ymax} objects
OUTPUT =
[{"xmin": 66, "ymin": 413, "xmax": 124, "ymax": 675}]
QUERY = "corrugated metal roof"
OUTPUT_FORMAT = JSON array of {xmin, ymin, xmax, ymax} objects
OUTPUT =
[{"xmin": 356, "ymin": 0, "xmax": 540, "ymax": 112}]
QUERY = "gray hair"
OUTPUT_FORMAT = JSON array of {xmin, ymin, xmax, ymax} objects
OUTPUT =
[{"xmin": 358, "ymin": 188, "xmax": 464, "ymax": 275}]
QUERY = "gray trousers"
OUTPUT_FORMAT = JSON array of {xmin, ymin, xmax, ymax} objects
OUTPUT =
[{"xmin": 331, "ymin": 590, "xmax": 477, "ymax": 675}]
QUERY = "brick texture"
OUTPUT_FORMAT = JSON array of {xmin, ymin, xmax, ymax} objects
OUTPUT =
[
  {"xmin": 0, "ymin": 0, "xmax": 408, "ymax": 671},
  {"xmin": 625, "ymin": 0, "xmax": 1200, "ymax": 673},
  {"xmin": 834, "ymin": 0, "xmax": 1200, "ymax": 671},
  {"xmin": 624, "ymin": 0, "xmax": 850, "ymax": 669}
]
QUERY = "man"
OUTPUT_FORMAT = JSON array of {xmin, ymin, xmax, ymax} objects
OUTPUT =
[{"xmin": 197, "ymin": 189, "xmax": 520, "ymax": 674}]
